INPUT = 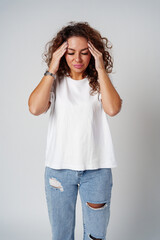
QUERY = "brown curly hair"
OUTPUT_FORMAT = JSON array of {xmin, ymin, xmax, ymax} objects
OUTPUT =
[{"xmin": 42, "ymin": 21, "xmax": 113, "ymax": 100}]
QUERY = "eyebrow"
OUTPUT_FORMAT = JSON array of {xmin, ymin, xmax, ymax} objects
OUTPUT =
[{"xmin": 67, "ymin": 47, "xmax": 89, "ymax": 51}]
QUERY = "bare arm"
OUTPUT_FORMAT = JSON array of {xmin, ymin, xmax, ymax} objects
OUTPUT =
[
  {"xmin": 88, "ymin": 41, "xmax": 122, "ymax": 116},
  {"xmin": 28, "ymin": 74, "xmax": 55, "ymax": 116},
  {"xmin": 97, "ymin": 69, "xmax": 122, "ymax": 116},
  {"xmin": 28, "ymin": 41, "xmax": 68, "ymax": 116}
]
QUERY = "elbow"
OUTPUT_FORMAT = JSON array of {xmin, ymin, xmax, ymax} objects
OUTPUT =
[
  {"xmin": 104, "ymin": 98, "xmax": 123, "ymax": 117},
  {"xmin": 28, "ymin": 97, "xmax": 37, "ymax": 115},
  {"xmin": 28, "ymin": 105, "xmax": 40, "ymax": 116},
  {"xmin": 28, "ymin": 95, "xmax": 41, "ymax": 116},
  {"xmin": 107, "ymin": 109, "xmax": 120, "ymax": 117},
  {"xmin": 28, "ymin": 100, "xmax": 50, "ymax": 116},
  {"xmin": 28, "ymin": 101, "xmax": 40, "ymax": 116}
]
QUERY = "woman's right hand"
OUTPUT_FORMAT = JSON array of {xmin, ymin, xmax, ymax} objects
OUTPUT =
[{"xmin": 48, "ymin": 41, "xmax": 68, "ymax": 74}]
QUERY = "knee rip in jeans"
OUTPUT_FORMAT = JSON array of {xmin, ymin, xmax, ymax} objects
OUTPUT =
[
  {"xmin": 86, "ymin": 202, "xmax": 107, "ymax": 210},
  {"xmin": 49, "ymin": 177, "xmax": 64, "ymax": 192},
  {"xmin": 89, "ymin": 234, "xmax": 104, "ymax": 240}
]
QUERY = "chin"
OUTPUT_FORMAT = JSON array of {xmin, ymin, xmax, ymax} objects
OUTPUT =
[{"xmin": 72, "ymin": 67, "xmax": 86, "ymax": 73}]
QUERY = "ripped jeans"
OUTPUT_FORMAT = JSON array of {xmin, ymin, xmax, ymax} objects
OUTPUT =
[{"xmin": 44, "ymin": 166, "xmax": 113, "ymax": 240}]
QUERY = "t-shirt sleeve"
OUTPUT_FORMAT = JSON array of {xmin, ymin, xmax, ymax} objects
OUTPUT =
[
  {"xmin": 43, "ymin": 78, "xmax": 56, "ymax": 114},
  {"xmin": 49, "ymin": 79, "xmax": 56, "ymax": 103},
  {"xmin": 97, "ymin": 78, "xmax": 102, "ymax": 101},
  {"xmin": 49, "ymin": 86, "xmax": 55, "ymax": 103}
]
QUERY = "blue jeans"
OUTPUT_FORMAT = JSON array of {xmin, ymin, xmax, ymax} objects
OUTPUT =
[{"xmin": 44, "ymin": 166, "xmax": 113, "ymax": 240}]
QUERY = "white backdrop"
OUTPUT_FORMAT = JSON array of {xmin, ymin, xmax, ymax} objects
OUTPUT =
[{"xmin": 1, "ymin": 0, "xmax": 160, "ymax": 239}]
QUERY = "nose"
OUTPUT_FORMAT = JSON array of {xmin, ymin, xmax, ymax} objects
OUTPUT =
[{"xmin": 75, "ymin": 53, "xmax": 82, "ymax": 63}]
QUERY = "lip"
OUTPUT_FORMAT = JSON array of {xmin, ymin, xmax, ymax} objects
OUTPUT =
[{"xmin": 73, "ymin": 64, "xmax": 83, "ymax": 69}]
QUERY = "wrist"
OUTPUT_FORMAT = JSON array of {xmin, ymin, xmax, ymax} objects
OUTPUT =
[
  {"xmin": 48, "ymin": 68, "xmax": 57, "ymax": 75},
  {"xmin": 97, "ymin": 67, "xmax": 106, "ymax": 74},
  {"xmin": 44, "ymin": 70, "xmax": 56, "ymax": 79}
]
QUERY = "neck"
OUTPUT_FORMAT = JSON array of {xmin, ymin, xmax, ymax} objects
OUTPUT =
[{"xmin": 69, "ymin": 71, "xmax": 86, "ymax": 80}]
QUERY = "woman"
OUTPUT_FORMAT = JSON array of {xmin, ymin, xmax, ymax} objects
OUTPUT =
[{"xmin": 28, "ymin": 21, "xmax": 122, "ymax": 240}]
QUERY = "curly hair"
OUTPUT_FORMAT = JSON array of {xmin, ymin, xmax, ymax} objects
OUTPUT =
[{"xmin": 42, "ymin": 21, "xmax": 113, "ymax": 100}]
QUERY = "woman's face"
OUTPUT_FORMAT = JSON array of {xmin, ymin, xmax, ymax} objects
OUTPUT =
[{"xmin": 65, "ymin": 36, "xmax": 91, "ymax": 79}]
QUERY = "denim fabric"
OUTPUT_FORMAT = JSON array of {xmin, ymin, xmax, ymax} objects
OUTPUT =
[{"xmin": 44, "ymin": 166, "xmax": 113, "ymax": 240}]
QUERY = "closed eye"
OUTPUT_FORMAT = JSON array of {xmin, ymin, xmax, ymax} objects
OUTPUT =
[{"xmin": 67, "ymin": 53, "xmax": 88, "ymax": 55}]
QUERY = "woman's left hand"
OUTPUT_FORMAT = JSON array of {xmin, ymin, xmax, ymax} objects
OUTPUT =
[{"xmin": 88, "ymin": 41, "xmax": 105, "ymax": 72}]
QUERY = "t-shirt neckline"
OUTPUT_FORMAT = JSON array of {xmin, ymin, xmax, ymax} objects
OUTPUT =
[{"xmin": 66, "ymin": 76, "xmax": 88, "ymax": 82}]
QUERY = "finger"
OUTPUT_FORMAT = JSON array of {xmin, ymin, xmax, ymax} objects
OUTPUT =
[
  {"xmin": 88, "ymin": 41, "xmax": 96, "ymax": 48},
  {"xmin": 88, "ymin": 45, "xmax": 97, "ymax": 56},
  {"xmin": 88, "ymin": 41, "xmax": 100, "ymax": 53},
  {"xmin": 58, "ymin": 43, "xmax": 68, "ymax": 53},
  {"xmin": 57, "ymin": 45, "xmax": 68, "ymax": 58},
  {"xmin": 61, "ymin": 41, "xmax": 68, "ymax": 48},
  {"xmin": 55, "ymin": 41, "xmax": 68, "ymax": 53},
  {"xmin": 88, "ymin": 42, "xmax": 100, "ymax": 55},
  {"xmin": 88, "ymin": 45, "xmax": 97, "ymax": 58},
  {"xmin": 54, "ymin": 42, "xmax": 68, "ymax": 56},
  {"xmin": 60, "ymin": 47, "xmax": 68, "ymax": 57}
]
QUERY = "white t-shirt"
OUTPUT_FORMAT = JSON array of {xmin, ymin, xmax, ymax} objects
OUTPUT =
[{"xmin": 45, "ymin": 75, "xmax": 117, "ymax": 170}]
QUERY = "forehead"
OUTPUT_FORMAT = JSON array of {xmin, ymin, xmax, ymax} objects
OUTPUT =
[{"xmin": 67, "ymin": 36, "xmax": 88, "ymax": 48}]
